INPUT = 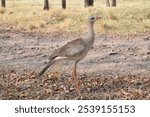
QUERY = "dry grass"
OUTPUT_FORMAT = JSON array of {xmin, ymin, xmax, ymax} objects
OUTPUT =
[
  {"xmin": 0, "ymin": 7, "xmax": 5, "ymax": 14},
  {"xmin": 0, "ymin": 0, "xmax": 150, "ymax": 35},
  {"xmin": 0, "ymin": 0, "xmax": 150, "ymax": 33}
]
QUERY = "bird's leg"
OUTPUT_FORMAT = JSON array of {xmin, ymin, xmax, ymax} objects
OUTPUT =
[
  {"xmin": 71, "ymin": 70, "xmax": 75, "ymax": 84},
  {"xmin": 72, "ymin": 62, "xmax": 81, "ymax": 96}
]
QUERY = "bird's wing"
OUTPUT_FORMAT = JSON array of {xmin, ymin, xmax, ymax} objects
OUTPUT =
[{"xmin": 49, "ymin": 38, "xmax": 85, "ymax": 60}]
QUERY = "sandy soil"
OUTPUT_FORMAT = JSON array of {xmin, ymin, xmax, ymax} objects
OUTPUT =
[{"xmin": 0, "ymin": 28, "xmax": 150, "ymax": 99}]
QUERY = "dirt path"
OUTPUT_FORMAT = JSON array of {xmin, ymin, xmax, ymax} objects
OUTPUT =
[
  {"xmin": 0, "ymin": 29, "xmax": 150, "ymax": 77},
  {"xmin": 1, "ymin": 29, "xmax": 150, "ymax": 99}
]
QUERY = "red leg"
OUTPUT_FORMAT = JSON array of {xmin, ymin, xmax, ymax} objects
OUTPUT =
[
  {"xmin": 72, "ymin": 62, "xmax": 81, "ymax": 96},
  {"xmin": 71, "ymin": 69, "xmax": 75, "ymax": 84}
]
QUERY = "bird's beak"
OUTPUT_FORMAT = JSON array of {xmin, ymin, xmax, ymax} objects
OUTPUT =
[{"xmin": 97, "ymin": 16, "xmax": 102, "ymax": 19}]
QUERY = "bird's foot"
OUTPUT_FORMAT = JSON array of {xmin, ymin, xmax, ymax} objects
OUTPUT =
[
  {"xmin": 78, "ymin": 95, "xmax": 84, "ymax": 100},
  {"xmin": 76, "ymin": 94, "xmax": 89, "ymax": 100}
]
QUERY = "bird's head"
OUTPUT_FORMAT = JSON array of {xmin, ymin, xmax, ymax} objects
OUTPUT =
[{"xmin": 88, "ymin": 15, "xmax": 102, "ymax": 23}]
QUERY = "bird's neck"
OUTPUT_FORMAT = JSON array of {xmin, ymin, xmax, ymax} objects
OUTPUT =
[{"xmin": 86, "ymin": 22, "xmax": 95, "ymax": 43}]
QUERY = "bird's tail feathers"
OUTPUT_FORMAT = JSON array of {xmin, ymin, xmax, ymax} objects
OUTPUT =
[{"xmin": 37, "ymin": 61, "xmax": 54, "ymax": 78}]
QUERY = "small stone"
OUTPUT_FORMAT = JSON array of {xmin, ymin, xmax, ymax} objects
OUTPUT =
[
  {"xmin": 109, "ymin": 52, "xmax": 118, "ymax": 55},
  {"xmin": 56, "ymin": 45, "xmax": 59, "ymax": 47},
  {"xmin": 44, "ymin": 61, "xmax": 48, "ymax": 64},
  {"xmin": 147, "ymin": 52, "xmax": 150, "ymax": 55},
  {"xmin": 17, "ymin": 50, "xmax": 23, "ymax": 54},
  {"xmin": 42, "ymin": 55, "xmax": 47, "ymax": 57},
  {"xmin": 143, "ymin": 37, "xmax": 150, "ymax": 41},
  {"xmin": 36, "ymin": 37, "xmax": 39, "ymax": 39},
  {"xmin": 31, "ymin": 47, "xmax": 36, "ymax": 49}
]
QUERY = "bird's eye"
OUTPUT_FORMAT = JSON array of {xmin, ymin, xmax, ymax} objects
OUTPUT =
[{"xmin": 90, "ymin": 17, "xmax": 95, "ymax": 20}]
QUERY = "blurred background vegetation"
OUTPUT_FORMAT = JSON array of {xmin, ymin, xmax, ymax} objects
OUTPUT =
[{"xmin": 0, "ymin": 0, "xmax": 150, "ymax": 35}]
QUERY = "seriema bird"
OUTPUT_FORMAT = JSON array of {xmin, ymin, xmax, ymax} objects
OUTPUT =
[{"xmin": 38, "ymin": 15, "xmax": 101, "ymax": 96}]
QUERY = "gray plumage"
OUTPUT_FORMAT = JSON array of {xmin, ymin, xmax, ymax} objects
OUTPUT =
[{"xmin": 38, "ymin": 15, "xmax": 101, "ymax": 96}]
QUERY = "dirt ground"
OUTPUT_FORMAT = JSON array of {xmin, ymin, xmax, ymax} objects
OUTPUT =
[{"xmin": 0, "ymin": 28, "xmax": 150, "ymax": 99}]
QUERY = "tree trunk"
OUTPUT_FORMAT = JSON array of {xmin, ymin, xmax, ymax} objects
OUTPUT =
[
  {"xmin": 62, "ymin": 0, "xmax": 66, "ymax": 9},
  {"xmin": 111, "ymin": 0, "xmax": 116, "ymax": 7},
  {"xmin": 84, "ymin": 0, "xmax": 94, "ymax": 7},
  {"xmin": 1, "ymin": 0, "xmax": 5, "ymax": 7},
  {"xmin": 84, "ymin": 0, "xmax": 87, "ymax": 7},
  {"xmin": 106, "ymin": 0, "xmax": 110, "ymax": 7},
  {"xmin": 44, "ymin": 0, "xmax": 49, "ymax": 10}
]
